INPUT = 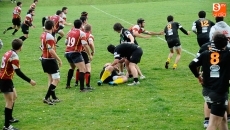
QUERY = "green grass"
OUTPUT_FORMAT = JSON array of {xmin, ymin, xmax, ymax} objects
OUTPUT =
[{"xmin": 0, "ymin": 0, "xmax": 230, "ymax": 129}]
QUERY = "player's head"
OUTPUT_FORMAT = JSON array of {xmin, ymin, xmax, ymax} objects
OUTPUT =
[
  {"xmin": 12, "ymin": 39, "xmax": 23, "ymax": 51},
  {"xmin": 137, "ymin": 18, "xmax": 145, "ymax": 27},
  {"xmin": 56, "ymin": 10, "xmax": 62, "ymax": 16},
  {"xmin": 45, "ymin": 20, "xmax": 54, "ymax": 30},
  {"xmin": 215, "ymin": 17, "xmax": 224, "ymax": 22},
  {"xmin": 28, "ymin": 9, "xmax": 35, "ymax": 15},
  {"xmin": 213, "ymin": 33, "xmax": 228, "ymax": 49},
  {"xmin": 167, "ymin": 15, "xmax": 173, "ymax": 22},
  {"xmin": 17, "ymin": 2, "xmax": 22, "ymax": 6},
  {"xmin": 113, "ymin": 23, "xmax": 124, "ymax": 32},
  {"xmin": 80, "ymin": 16, "xmax": 87, "ymax": 24},
  {"xmin": 198, "ymin": 11, "xmax": 206, "ymax": 18},
  {"xmin": 74, "ymin": 19, "xmax": 82, "ymax": 29},
  {"xmin": 107, "ymin": 44, "xmax": 116, "ymax": 54},
  {"xmin": 84, "ymin": 24, "xmax": 92, "ymax": 32},
  {"xmin": 62, "ymin": 7, "xmax": 68, "ymax": 14},
  {"xmin": 34, "ymin": 0, "xmax": 38, "ymax": 3},
  {"xmin": 81, "ymin": 11, "xmax": 88, "ymax": 18}
]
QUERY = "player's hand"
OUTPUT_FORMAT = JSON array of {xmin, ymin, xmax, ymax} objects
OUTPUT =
[
  {"xmin": 91, "ymin": 52, "xmax": 94, "ymax": 56},
  {"xmin": 58, "ymin": 60, "xmax": 62, "ymax": 67},
  {"xmin": 30, "ymin": 80, "xmax": 36, "ymax": 86},
  {"xmin": 159, "ymin": 31, "xmax": 164, "ymax": 35},
  {"xmin": 145, "ymin": 35, "xmax": 151, "ymax": 38},
  {"xmin": 187, "ymin": 31, "xmax": 190, "ymax": 35},
  {"xmin": 198, "ymin": 75, "xmax": 203, "ymax": 85},
  {"xmin": 31, "ymin": 25, "xmax": 35, "ymax": 28},
  {"xmin": 89, "ymin": 55, "xmax": 93, "ymax": 61}
]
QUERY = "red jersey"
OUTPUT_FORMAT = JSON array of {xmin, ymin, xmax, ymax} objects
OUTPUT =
[
  {"xmin": 30, "ymin": 3, "xmax": 36, "ymax": 10},
  {"xmin": 65, "ymin": 28, "xmax": 87, "ymax": 53},
  {"xmin": 49, "ymin": 15, "xmax": 64, "ymax": 32},
  {"xmin": 23, "ymin": 14, "xmax": 33, "ymax": 26},
  {"xmin": 0, "ymin": 50, "xmax": 20, "ymax": 80},
  {"xmin": 12, "ymin": 6, "xmax": 21, "ymax": 19},
  {"xmin": 40, "ymin": 32, "xmax": 56, "ymax": 59},
  {"xmin": 129, "ymin": 25, "xmax": 145, "ymax": 34},
  {"xmin": 82, "ymin": 32, "xmax": 94, "ymax": 51}
]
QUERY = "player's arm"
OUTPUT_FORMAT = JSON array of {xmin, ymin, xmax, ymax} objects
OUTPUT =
[
  {"xmin": 146, "ymin": 30, "xmax": 164, "ymax": 35},
  {"xmin": 209, "ymin": 27, "xmax": 215, "ymax": 41},
  {"xmin": 189, "ymin": 55, "xmax": 203, "ymax": 84},
  {"xmin": 133, "ymin": 30, "xmax": 150, "ymax": 38},
  {"xmin": 47, "ymin": 41, "xmax": 62, "ymax": 66},
  {"xmin": 177, "ymin": 22, "xmax": 190, "ymax": 35},
  {"xmin": 82, "ymin": 39, "xmax": 93, "ymax": 60},
  {"xmin": 88, "ymin": 38, "xmax": 95, "ymax": 56},
  {"xmin": 191, "ymin": 22, "xmax": 197, "ymax": 34}
]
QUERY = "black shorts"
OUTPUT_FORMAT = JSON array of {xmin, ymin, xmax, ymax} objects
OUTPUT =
[
  {"xmin": 65, "ymin": 52, "xmax": 84, "ymax": 64},
  {"xmin": 12, "ymin": 18, "xmax": 21, "ymax": 26},
  {"xmin": 203, "ymin": 89, "xmax": 228, "ymax": 117},
  {"xmin": 0, "ymin": 79, "xmax": 14, "ymax": 93},
  {"xmin": 197, "ymin": 37, "xmax": 210, "ymax": 47},
  {"xmin": 166, "ymin": 38, "xmax": 181, "ymax": 48},
  {"xmin": 57, "ymin": 25, "xmax": 64, "ymax": 33},
  {"xmin": 127, "ymin": 47, "xmax": 143, "ymax": 64},
  {"xmin": 81, "ymin": 51, "xmax": 90, "ymax": 64},
  {"xmin": 41, "ymin": 59, "xmax": 59, "ymax": 74},
  {"xmin": 21, "ymin": 24, "xmax": 29, "ymax": 34}
]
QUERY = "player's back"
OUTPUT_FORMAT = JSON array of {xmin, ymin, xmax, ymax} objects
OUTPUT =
[
  {"xmin": 40, "ymin": 32, "xmax": 55, "ymax": 58},
  {"xmin": 65, "ymin": 29, "xmax": 83, "ymax": 52},
  {"xmin": 194, "ymin": 19, "xmax": 214, "ymax": 38},
  {"xmin": 164, "ymin": 22, "xmax": 180, "ymax": 39}
]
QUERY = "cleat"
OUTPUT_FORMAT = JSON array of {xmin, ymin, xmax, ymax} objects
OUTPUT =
[
  {"xmin": 165, "ymin": 61, "xmax": 169, "ymax": 69},
  {"xmin": 3, "ymin": 30, "xmax": 7, "ymax": 34},
  {"xmin": 97, "ymin": 81, "xmax": 102, "ymax": 86},
  {"xmin": 140, "ymin": 75, "xmax": 146, "ymax": 79},
  {"xmin": 128, "ymin": 81, "xmax": 140, "ymax": 86},
  {"xmin": 75, "ymin": 81, "xmax": 78, "ymax": 87},
  {"xmin": 3, "ymin": 125, "xmax": 19, "ymax": 130},
  {"xmin": 43, "ymin": 98, "xmax": 55, "ymax": 105},
  {"xmin": 9, "ymin": 118, "xmax": 19, "ymax": 124},
  {"xmin": 86, "ymin": 86, "xmax": 94, "ymax": 90},
  {"xmin": 173, "ymin": 64, "xmax": 177, "ymax": 70},
  {"xmin": 66, "ymin": 86, "xmax": 71, "ymax": 89},
  {"xmin": 52, "ymin": 98, "xmax": 60, "ymax": 103},
  {"xmin": 203, "ymin": 120, "xmax": 209, "ymax": 129},
  {"xmin": 108, "ymin": 81, "xmax": 117, "ymax": 86},
  {"xmin": 80, "ymin": 89, "xmax": 92, "ymax": 92}
]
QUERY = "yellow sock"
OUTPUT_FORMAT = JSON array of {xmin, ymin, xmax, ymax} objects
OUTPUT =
[
  {"xmin": 113, "ymin": 77, "xmax": 124, "ymax": 84},
  {"xmin": 173, "ymin": 64, "xmax": 177, "ymax": 68},
  {"xmin": 167, "ymin": 58, "xmax": 170, "ymax": 62},
  {"xmin": 101, "ymin": 70, "xmax": 111, "ymax": 82}
]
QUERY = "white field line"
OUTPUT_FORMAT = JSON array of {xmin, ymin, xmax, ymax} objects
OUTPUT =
[{"xmin": 90, "ymin": 5, "xmax": 196, "ymax": 57}]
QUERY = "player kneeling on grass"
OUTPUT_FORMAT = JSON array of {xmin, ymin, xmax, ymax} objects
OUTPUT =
[{"xmin": 98, "ymin": 63, "xmax": 127, "ymax": 86}]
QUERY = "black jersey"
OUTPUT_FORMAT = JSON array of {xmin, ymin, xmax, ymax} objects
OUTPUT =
[
  {"xmin": 120, "ymin": 28, "xmax": 138, "ymax": 45},
  {"xmin": 192, "ymin": 18, "xmax": 215, "ymax": 39},
  {"xmin": 113, "ymin": 43, "xmax": 140, "ymax": 59},
  {"xmin": 164, "ymin": 22, "xmax": 188, "ymax": 40},
  {"xmin": 197, "ymin": 41, "xmax": 214, "ymax": 56},
  {"xmin": 189, "ymin": 48, "xmax": 230, "ymax": 94}
]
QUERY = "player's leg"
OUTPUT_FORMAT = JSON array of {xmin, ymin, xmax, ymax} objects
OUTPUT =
[
  {"xmin": 66, "ymin": 64, "xmax": 75, "ymax": 89},
  {"xmin": 75, "ymin": 69, "xmax": 79, "ymax": 86},
  {"xmin": 19, "ymin": 25, "xmax": 29, "ymax": 41},
  {"xmin": 218, "ymin": 112, "xmax": 228, "ymax": 130},
  {"xmin": 98, "ymin": 65, "xmax": 114, "ymax": 86},
  {"xmin": 50, "ymin": 71, "xmax": 61, "ymax": 102},
  {"xmin": 173, "ymin": 46, "xmax": 181, "ymax": 69},
  {"xmin": 204, "ymin": 102, "xmax": 210, "ymax": 129},
  {"xmin": 109, "ymin": 75, "xmax": 128, "ymax": 86},
  {"xmin": 42, "ymin": 16, "xmax": 48, "ymax": 28},
  {"xmin": 3, "ymin": 19, "xmax": 15, "ymax": 34},
  {"xmin": 56, "ymin": 28, "xmax": 64, "ymax": 44},
  {"xmin": 227, "ymin": 100, "xmax": 230, "ymax": 122},
  {"xmin": 9, "ymin": 88, "xmax": 19, "ymax": 123},
  {"xmin": 12, "ymin": 19, "xmax": 21, "ymax": 35},
  {"xmin": 135, "ymin": 64, "xmax": 145, "ymax": 79},
  {"xmin": 82, "ymin": 51, "xmax": 93, "ymax": 89}
]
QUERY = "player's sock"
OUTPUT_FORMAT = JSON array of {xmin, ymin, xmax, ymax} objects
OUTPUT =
[
  {"xmin": 85, "ymin": 72, "xmax": 90, "ymax": 87},
  {"xmin": 134, "ymin": 78, "xmax": 139, "ymax": 82},
  {"xmin": 12, "ymin": 29, "xmax": 18, "ymax": 35},
  {"xmin": 79, "ymin": 72, "xmax": 85, "ymax": 90},
  {"xmin": 50, "ymin": 84, "xmax": 57, "ymax": 99},
  {"xmin": 19, "ymin": 36, "xmax": 27, "ymax": 41},
  {"xmin": 173, "ymin": 64, "xmax": 177, "ymax": 69},
  {"xmin": 113, "ymin": 77, "xmax": 124, "ymax": 84},
  {"xmin": 7, "ymin": 27, "xmax": 13, "ymax": 31},
  {"xmin": 56, "ymin": 36, "xmax": 62, "ymax": 43},
  {"xmin": 75, "ymin": 69, "xmax": 79, "ymax": 85},
  {"xmin": 9, "ymin": 103, "xmax": 14, "ymax": 120},
  {"xmin": 4, "ymin": 108, "xmax": 11, "ymax": 128},
  {"xmin": 66, "ymin": 69, "xmax": 74, "ymax": 86},
  {"xmin": 42, "ymin": 17, "xmax": 46, "ymax": 27},
  {"xmin": 167, "ymin": 58, "xmax": 170, "ymax": 62},
  {"xmin": 101, "ymin": 70, "xmax": 111, "ymax": 82},
  {"xmin": 45, "ymin": 85, "xmax": 53, "ymax": 100},
  {"xmin": 204, "ymin": 117, "xmax": 209, "ymax": 120}
]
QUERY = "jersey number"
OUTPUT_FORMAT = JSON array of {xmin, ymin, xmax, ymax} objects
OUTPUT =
[
  {"xmin": 1, "ymin": 57, "xmax": 6, "ymax": 68},
  {"xmin": 201, "ymin": 20, "xmax": 209, "ymax": 27},
  {"xmin": 67, "ymin": 37, "xmax": 75, "ymax": 47},
  {"xmin": 210, "ymin": 52, "xmax": 219, "ymax": 65},
  {"xmin": 167, "ymin": 24, "xmax": 172, "ymax": 29}
]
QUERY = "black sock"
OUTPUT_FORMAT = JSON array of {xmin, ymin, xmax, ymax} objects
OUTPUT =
[
  {"xmin": 134, "ymin": 78, "xmax": 138, "ymax": 82},
  {"xmin": 19, "ymin": 36, "xmax": 27, "ymax": 41},
  {"xmin": 50, "ymin": 84, "xmax": 57, "ymax": 99},
  {"xmin": 66, "ymin": 69, "xmax": 74, "ymax": 86},
  {"xmin": 79, "ymin": 72, "xmax": 85, "ymax": 90},
  {"xmin": 56, "ymin": 36, "xmax": 62, "ymax": 43},
  {"xmin": 4, "ymin": 108, "xmax": 11, "ymax": 128},
  {"xmin": 10, "ymin": 103, "xmax": 14, "ymax": 120},
  {"xmin": 42, "ymin": 17, "xmax": 46, "ymax": 27},
  {"xmin": 204, "ymin": 117, "xmax": 209, "ymax": 120},
  {"xmin": 12, "ymin": 29, "xmax": 18, "ymax": 35},
  {"xmin": 7, "ymin": 27, "xmax": 13, "ymax": 31},
  {"xmin": 45, "ymin": 85, "xmax": 53, "ymax": 99}
]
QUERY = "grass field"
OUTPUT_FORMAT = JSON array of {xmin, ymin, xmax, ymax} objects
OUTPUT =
[{"xmin": 0, "ymin": 0, "xmax": 230, "ymax": 130}]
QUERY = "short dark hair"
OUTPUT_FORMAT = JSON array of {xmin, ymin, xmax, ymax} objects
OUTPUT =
[
  {"xmin": 81, "ymin": 11, "xmax": 88, "ymax": 17},
  {"xmin": 45, "ymin": 20, "xmax": 54, "ymax": 30},
  {"xmin": 12, "ymin": 39, "xmax": 23, "ymax": 50},
  {"xmin": 62, "ymin": 7, "xmax": 67, "ymax": 11},
  {"xmin": 74, "ymin": 19, "xmax": 82, "ymax": 29},
  {"xmin": 167, "ymin": 15, "xmax": 173, "ymax": 22},
  {"xmin": 17, "ymin": 2, "xmax": 22, "ymax": 6},
  {"xmin": 107, "ymin": 44, "xmax": 116, "ymax": 54},
  {"xmin": 113, "ymin": 23, "xmax": 123, "ymax": 32},
  {"xmin": 56, "ymin": 10, "xmax": 62, "ymax": 15},
  {"xmin": 214, "ymin": 33, "xmax": 228, "ymax": 49},
  {"xmin": 137, "ymin": 18, "xmax": 145, "ymax": 24},
  {"xmin": 34, "ymin": 0, "xmax": 38, "ymax": 2},
  {"xmin": 80, "ymin": 16, "xmax": 87, "ymax": 23},
  {"xmin": 198, "ymin": 11, "xmax": 206, "ymax": 18},
  {"xmin": 215, "ymin": 17, "xmax": 224, "ymax": 22},
  {"xmin": 27, "ymin": 9, "xmax": 34, "ymax": 14}
]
